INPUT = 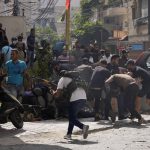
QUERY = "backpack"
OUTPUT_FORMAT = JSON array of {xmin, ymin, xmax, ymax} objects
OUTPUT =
[
  {"xmin": 61, "ymin": 70, "xmax": 87, "ymax": 97},
  {"xmin": 0, "ymin": 46, "xmax": 10, "ymax": 67}
]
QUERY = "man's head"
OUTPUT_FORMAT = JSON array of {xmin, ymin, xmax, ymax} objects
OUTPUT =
[
  {"xmin": 11, "ymin": 49, "xmax": 19, "ymax": 61},
  {"xmin": 30, "ymin": 28, "xmax": 35, "ymax": 36},
  {"xmin": 17, "ymin": 35, "xmax": 23, "ymax": 41},
  {"xmin": 125, "ymin": 59, "xmax": 135, "ymax": 71},
  {"xmin": 111, "ymin": 54, "xmax": 120, "ymax": 65},
  {"xmin": 121, "ymin": 50, "xmax": 129, "ymax": 57},
  {"xmin": 105, "ymin": 51, "xmax": 110, "ymax": 58},
  {"xmin": 100, "ymin": 59, "xmax": 107, "ymax": 68}
]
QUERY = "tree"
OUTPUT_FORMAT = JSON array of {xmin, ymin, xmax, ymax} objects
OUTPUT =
[
  {"xmin": 29, "ymin": 26, "xmax": 60, "ymax": 79},
  {"xmin": 72, "ymin": 0, "xmax": 109, "ymax": 45}
]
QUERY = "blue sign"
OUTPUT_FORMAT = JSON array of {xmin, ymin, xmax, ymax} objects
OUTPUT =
[{"xmin": 131, "ymin": 44, "xmax": 144, "ymax": 51}]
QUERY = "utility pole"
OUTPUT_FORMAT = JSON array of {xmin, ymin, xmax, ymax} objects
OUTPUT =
[{"xmin": 13, "ymin": 0, "xmax": 20, "ymax": 16}]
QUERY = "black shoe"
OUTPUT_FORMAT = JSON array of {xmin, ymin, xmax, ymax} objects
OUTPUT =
[
  {"xmin": 118, "ymin": 116, "xmax": 127, "ymax": 120},
  {"xmin": 94, "ymin": 116, "xmax": 100, "ymax": 121},
  {"xmin": 111, "ymin": 113, "xmax": 116, "ymax": 123}
]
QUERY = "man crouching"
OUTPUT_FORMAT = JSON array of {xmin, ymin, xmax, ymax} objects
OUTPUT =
[{"xmin": 105, "ymin": 74, "xmax": 144, "ymax": 124}]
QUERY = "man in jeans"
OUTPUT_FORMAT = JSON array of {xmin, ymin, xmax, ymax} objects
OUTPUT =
[
  {"xmin": 53, "ymin": 74, "xmax": 89, "ymax": 140},
  {"xmin": 3, "ymin": 49, "xmax": 30, "ymax": 98}
]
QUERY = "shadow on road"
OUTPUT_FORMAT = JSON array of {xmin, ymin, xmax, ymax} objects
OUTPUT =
[
  {"xmin": 0, "ymin": 126, "xmax": 25, "ymax": 137},
  {"xmin": 74, "ymin": 126, "xmax": 113, "ymax": 136},
  {"xmin": 0, "ymin": 144, "xmax": 71, "ymax": 150},
  {"xmin": 59, "ymin": 139, "xmax": 98, "ymax": 145}
]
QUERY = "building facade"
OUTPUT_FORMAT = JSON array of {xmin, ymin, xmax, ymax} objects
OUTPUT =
[{"xmin": 127, "ymin": 0, "xmax": 150, "ymax": 50}]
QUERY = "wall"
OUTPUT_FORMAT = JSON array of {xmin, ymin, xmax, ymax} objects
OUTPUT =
[
  {"xmin": 0, "ymin": 16, "xmax": 27, "ymax": 42},
  {"xmin": 128, "ymin": 0, "xmax": 149, "ymax": 44}
]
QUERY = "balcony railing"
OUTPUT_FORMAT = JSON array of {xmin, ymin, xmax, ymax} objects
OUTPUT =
[{"xmin": 134, "ymin": 16, "xmax": 148, "ymax": 26}]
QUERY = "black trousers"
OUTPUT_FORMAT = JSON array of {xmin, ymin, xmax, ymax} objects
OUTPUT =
[{"xmin": 124, "ymin": 83, "xmax": 141, "ymax": 120}]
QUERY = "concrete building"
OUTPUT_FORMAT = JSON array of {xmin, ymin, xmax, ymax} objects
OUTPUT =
[
  {"xmin": 127, "ymin": 0, "xmax": 150, "ymax": 50},
  {"xmin": 0, "ymin": 0, "xmax": 40, "ymax": 28},
  {"xmin": 97, "ymin": 0, "xmax": 149, "ymax": 54},
  {"xmin": 98, "ymin": 0, "xmax": 128, "ymax": 52}
]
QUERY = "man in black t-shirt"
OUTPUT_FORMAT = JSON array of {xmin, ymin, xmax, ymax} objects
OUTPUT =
[
  {"xmin": 89, "ymin": 60, "xmax": 111, "ymax": 121},
  {"xmin": 126, "ymin": 59, "xmax": 150, "ymax": 112}
]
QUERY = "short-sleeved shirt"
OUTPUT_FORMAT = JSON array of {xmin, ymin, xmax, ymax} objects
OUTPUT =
[
  {"xmin": 57, "ymin": 77, "xmax": 87, "ymax": 102},
  {"xmin": 5, "ymin": 60, "xmax": 27, "ymax": 86},
  {"xmin": 106, "ymin": 74, "xmax": 136, "ymax": 91}
]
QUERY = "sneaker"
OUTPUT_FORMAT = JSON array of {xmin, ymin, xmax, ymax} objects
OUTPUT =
[
  {"xmin": 64, "ymin": 134, "xmax": 72, "ymax": 140},
  {"xmin": 83, "ymin": 125, "xmax": 89, "ymax": 139},
  {"xmin": 138, "ymin": 117, "xmax": 146, "ymax": 124}
]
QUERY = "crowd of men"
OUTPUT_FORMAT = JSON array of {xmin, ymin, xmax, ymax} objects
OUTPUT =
[
  {"xmin": 0, "ymin": 22, "xmax": 150, "ymax": 140},
  {"xmin": 0, "ymin": 23, "xmax": 36, "ymax": 98}
]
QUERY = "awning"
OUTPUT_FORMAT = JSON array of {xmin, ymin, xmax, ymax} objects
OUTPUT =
[{"xmin": 119, "ymin": 35, "xmax": 128, "ymax": 41}]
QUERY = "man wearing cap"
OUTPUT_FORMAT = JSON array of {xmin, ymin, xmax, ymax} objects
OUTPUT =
[
  {"xmin": 3, "ymin": 49, "xmax": 30, "ymax": 98},
  {"xmin": 126, "ymin": 59, "xmax": 150, "ymax": 112}
]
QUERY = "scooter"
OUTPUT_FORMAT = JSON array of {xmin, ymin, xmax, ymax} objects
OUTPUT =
[
  {"xmin": 21, "ymin": 77, "xmax": 56, "ymax": 121},
  {"xmin": 0, "ymin": 74, "xmax": 24, "ymax": 129}
]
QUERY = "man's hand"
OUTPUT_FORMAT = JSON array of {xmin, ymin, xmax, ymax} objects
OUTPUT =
[{"xmin": 53, "ymin": 89, "xmax": 62, "ymax": 98}]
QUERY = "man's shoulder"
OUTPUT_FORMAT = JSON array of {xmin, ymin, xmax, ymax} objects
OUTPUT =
[
  {"xmin": 6, "ymin": 59, "xmax": 12, "ymax": 64},
  {"xmin": 18, "ymin": 60, "xmax": 26, "ymax": 65}
]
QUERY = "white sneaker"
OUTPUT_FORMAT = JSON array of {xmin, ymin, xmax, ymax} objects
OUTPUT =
[
  {"xmin": 64, "ymin": 134, "xmax": 72, "ymax": 140},
  {"xmin": 83, "ymin": 125, "xmax": 89, "ymax": 139}
]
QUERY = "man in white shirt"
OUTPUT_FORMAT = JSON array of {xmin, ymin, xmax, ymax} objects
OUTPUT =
[{"xmin": 53, "ymin": 75, "xmax": 89, "ymax": 140}]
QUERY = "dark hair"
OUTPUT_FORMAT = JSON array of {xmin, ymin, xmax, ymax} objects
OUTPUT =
[
  {"xmin": 100, "ymin": 59, "xmax": 107, "ymax": 65},
  {"xmin": 111, "ymin": 54, "xmax": 120, "ymax": 61},
  {"xmin": 125, "ymin": 59, "xmax": 135, "ymax": 66}
]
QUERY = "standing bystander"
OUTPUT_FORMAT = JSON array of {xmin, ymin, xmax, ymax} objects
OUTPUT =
[
  {"xmin": 27, "ymin": 28, "xmax": 35, "ymax": 67},
  {"xmin": 3, "ymin": 49, "xmax": 30, "ymax": 98}
]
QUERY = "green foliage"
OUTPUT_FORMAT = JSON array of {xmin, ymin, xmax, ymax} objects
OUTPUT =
[
  {"xmin": 35, "ymin": 44, "xmax": 53, "ymax": 79},
  {"xmin": 28, "ymin": 26, "xmax": 59, "ymax": 79},
  {"xmin": 36, "ymin": 26, "xmax": 59, "ymax": 45},
  {"xmin": 72, "ymin": 0, "xmax": 105, "ymax": 42}
]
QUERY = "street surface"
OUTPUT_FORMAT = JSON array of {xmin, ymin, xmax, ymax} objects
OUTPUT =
[{"xmin": 0, "ymin": 114, "xmax": 150, "ymax": 150}]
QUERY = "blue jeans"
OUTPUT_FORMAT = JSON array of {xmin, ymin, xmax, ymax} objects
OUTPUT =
[
  {"xmin": 6, "ymin": 84, "xmax": 24, "ymax": 99},
  {"xmin": 67, "ymin": 99, "xmax": 86, "ymax": 135}
]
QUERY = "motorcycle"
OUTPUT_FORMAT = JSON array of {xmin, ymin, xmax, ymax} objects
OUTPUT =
[
  {"xmin": 21, "ymin": 77, "xmax": 56, "ymax": 121},
  {"xmin": 0, "ymin": 74, "xmax": 24, "ymax": 129}
]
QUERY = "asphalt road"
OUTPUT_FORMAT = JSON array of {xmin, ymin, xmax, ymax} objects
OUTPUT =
[{"xmin": 0, "ymin": 115, "xmax": 150, "ymax": 150}]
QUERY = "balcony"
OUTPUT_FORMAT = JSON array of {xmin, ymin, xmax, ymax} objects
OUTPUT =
[
  {"xmin": 103, "ymin": 7, "xmax": 127, "ymax": 17},
  {"xmin": 134, "ymin": 16, "xmax": 148, "ymax": 26}
]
